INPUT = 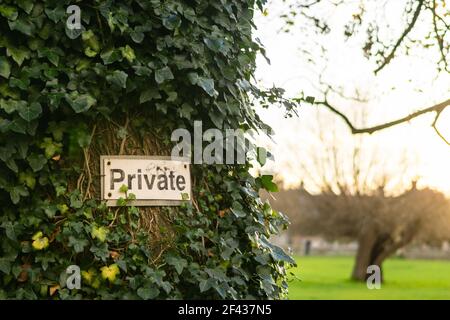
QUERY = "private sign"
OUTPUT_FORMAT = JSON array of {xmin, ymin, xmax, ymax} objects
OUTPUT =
[{"xmin": 100, "ymin": 156, "xmax": 191, "ymax": 206}]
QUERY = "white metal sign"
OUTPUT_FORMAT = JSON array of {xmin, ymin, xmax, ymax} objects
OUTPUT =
[{"xmin": 100, "ymin": 156, "xmax": 191, "ymax": 206}]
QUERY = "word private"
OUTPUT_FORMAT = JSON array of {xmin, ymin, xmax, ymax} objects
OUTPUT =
[{"xmin": 101, "ymin": 156, "xmax": 191, "ymax": 206}]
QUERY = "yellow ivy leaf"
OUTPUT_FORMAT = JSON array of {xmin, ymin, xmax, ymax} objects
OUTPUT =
[
  {"xmin": 32, "ymin": 236, "xmax": 49, "ymax": 250},
  {"xmin": 81, "ymin": 270, "xmax": 93, "ymax": 284},
  {"xmin": 57, "ymin": 204, "xmax": 69, "ymax": 214},
  {"xmin": 32, "ymin": 231, "xmax": 43, "ymax": 241},
  {"xmin": 82, "ymin": 268, "xmax": 98, "ymax": 285},
  {"xmin": 120, "ymin": 45, "xmax": 136, "ymax": 63},
  {"xmin": 91, "ymin": 226, "xmax": 108, "ymax": 242},
  {"xmin": 100, "ymin": 264, "xmax": 120, "ymax": 282}
]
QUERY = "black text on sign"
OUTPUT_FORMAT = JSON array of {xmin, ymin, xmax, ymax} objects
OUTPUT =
[{"xmin": 100, "ymin": 156, "xmax": 191, "ymax": 206}]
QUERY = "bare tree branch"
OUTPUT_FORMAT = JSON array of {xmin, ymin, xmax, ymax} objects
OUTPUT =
[
  {"xmin": 315, "ymin": 98, "xmax": 450, "ymax": 136},
  {"xmin": 430, "ymin": 0, "xmax": 449, "ymax": 72},
  {"xmin": 432, "ymin": 109, "xmax": 450, "ymax": 146},
  {"xmin": 374, "ymin": 0, "xmax": 425, "ymax": 74}
]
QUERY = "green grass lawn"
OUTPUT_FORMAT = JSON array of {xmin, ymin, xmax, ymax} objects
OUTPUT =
[{"xmin": 288, "ymin": 256, "xmax": 450, "ymax": 300}]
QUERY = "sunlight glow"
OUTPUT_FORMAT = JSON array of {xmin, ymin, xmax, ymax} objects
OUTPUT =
[{"xmin": 254, "ymin": 1, "xmax": 450, "ymax": 195}]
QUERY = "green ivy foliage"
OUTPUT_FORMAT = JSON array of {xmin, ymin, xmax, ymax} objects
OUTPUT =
[{"xmin": 0, "ymin": 0, "xmax": 295, "ymax": 299}]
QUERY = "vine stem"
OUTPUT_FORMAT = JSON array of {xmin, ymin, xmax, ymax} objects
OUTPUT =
[{"xmin": 83, "ymin": 125, "xmax": 97, "ymax": 201}]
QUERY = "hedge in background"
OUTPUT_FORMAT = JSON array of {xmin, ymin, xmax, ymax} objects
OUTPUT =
[{"xmin": 0, "ymin": 0, "xmax": 295, "ymax": 299}]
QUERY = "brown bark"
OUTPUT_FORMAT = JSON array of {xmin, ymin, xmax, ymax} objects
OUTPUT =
[
  {"xmin": 351, "ymin": 226, "xmax": 418, "ymax": 282},
  {"xmin": 351, "ymin": 228, "xmax": 378, "ymax": 281}
]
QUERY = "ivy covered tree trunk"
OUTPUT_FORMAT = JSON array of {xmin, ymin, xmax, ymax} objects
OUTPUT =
[{"xmin": 0, "ymin": 0, "xmax": 294, "ymax": 299}]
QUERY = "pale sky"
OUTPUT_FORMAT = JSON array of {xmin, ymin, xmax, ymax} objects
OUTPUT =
[{"xmin": 253, "ymin": 1, "xmax": 450, "ymax": 195}]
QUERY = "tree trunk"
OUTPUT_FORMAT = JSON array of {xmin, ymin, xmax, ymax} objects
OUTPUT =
[
  {"xmin": 351, "ymin": 230, "xmax": 413, "ymax": 282},
  {"xmin": 351, "ymin": 228, "xmax": 378, "ymax": 281},
  {"xmin": 351, "ymin": 227, "xmax": 393, "ymax": 282}
]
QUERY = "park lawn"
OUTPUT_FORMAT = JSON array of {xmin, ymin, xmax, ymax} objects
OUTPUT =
[{"xmin": 288, "ymin": 256, "xmax": 450, "ymax": 300}]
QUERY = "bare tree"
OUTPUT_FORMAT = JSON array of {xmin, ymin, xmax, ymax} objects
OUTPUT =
[{"xmin": 266, "ymin": 112, "xmax": 450, "ymax": 282}]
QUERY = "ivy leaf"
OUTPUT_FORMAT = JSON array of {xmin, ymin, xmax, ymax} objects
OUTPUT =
[
  {"xmin": 16, "ymin": 0, "xmax": 34, "ymax": 14},
  {"xmin": 44, "ymin": 205, "xmax": 58, "ymax": 218},
  {"xmin": 65, "ymin": 25, "xmax": 83, "ymax": 40},
  {"xmin": 187, "ymin": 72, "xmax": 199, "ymax": 85},
  {"xmin": 0, "ymin": 119, "xmax": 11, "ymax": 133},
  {"xmin": 209, "ymin": 111, "xmax": 224, "ymax": 128},
  {"xmin": 68, "ymin": 93, "xmax": 97, "ymax": 113},
  {"xmin": 9, "ymin": 117, "xmax": 26, "ymax": 134},
  {"xmin": 27, "ymin": 153, "xmax": 47, "ymax": 172},
  {"xmin": 260, "ymin": 175, "xmax": 278, "ymax": 192},
  {"xmin": 44, "ymin": 6, "xmax": 65, "ymax": 23},
  {"xmin": 0, "ymin": 258, "xmax": 12, "ymax": 274},
  {"xmin": 0, "ymin": 5, "xmax": 18, "ymax": 20},
  {"xmin": 100, "ymin": 49, "xmax": 122, "ymax": 65},
  {"xmin": 130, "ymin": 31, "xmax": 144, "ymax": 43},
  {"xmin": 9, "ymin": 189, "xmax": 19, "ymax": 204},
  {"xmin": 270, "ymin": 245, "xmax": 296, "ymax": 265},
  {"xmin": 37, "ymin": 47, "xmax": 60, "ymax": 67},
  {"xmin": 0, "ymin": 57, "xmax": 11, "ymax": 79},
  {"xmin": 91, "ymin": 226, "xmax": 108, "ymax": 242},
  {"xmin": 165, "ymin": 256, "xmax": 187, "ymax": 275},
  {"xmin": 90, "ymin": 244, "xmax": 110, "ymax": 261},
  {"xmin": 120, "ymin": 45, "xmax": 136, "ymax": 63},
  {"xmin": 197, "ymin": 77, "xmax": 217, "ymax": 97},
  {"xmin": 75, "ymin": 128, "xmax": 92, "ymax": 148},
  {"xmin": 6, "ymin": 46, "xmax": 30, "ymax": 66},
  {"xmin": 68, "ymin": 236, "xmax": 88, "ymax": 253},
  {"xmin": 70, "ymin": 192, "xmax": 83, "ymax": 209},
  {"xmin": 2, "ymin": 222, "xmax": 18, "ymax": 240},
  {"xmin": 139, "ymin": 88, "xmax": 161, "ymax": 103},
  {"xmin": 15, "ymin": 140, "xmax": 28, "ymax": 159},
  {"xmin": 18, "ymin": 102, "xmax": 42, "ymax": 122},
  {"xmin": 179, "ymin": 103, "xmax": 194, "ymax": 120},
  {"xmin": 162, "ymin": 14, "xmax": 181, "ymax": 30},
  {"xmin": 6, "ymin": 158, "xmax": 18, "ymax": 173},
  {"xmin": 106, "ymin": 70, "xmax": 128, "ymax": 88},
  {"xmin": 0, "ymin": 99, "xmax": 26, "ymax": 114},
  {"xmin": 115, "ymin": 260, "xmax": 127, "ymax": 272},
  {"xmin": 8, "ymin": 18, "xmax": 34, "ymax": 36},
  {"xmin": 10, "ymin": 77, "xmax": 30, "ymax": 90},
  {"xmin": 257, "ymin": 147, "xmax": 267, "ymax": 166},
  {"xmin": 133, "ymin": 66, "xmax": 152, "ymax": 77},
  {"xmin": 0, "ymin": 144, "xmax": 15, "ymax": 162},
  {"xmin": 156, "ymin": 103, "xmax": 168, "ymax": 114},
  {"xmin": 231, "ymin": 201, "xmax": 246, "ymax": 218},
  {"xmin": 9, "ymin": 185, "xmax": 28, "ymax": 204},
  {"xmin": 155, "ymin": 67, "xmax": 174, "ymax": 84},
  {"xmin": 39, "ymin": 137, "xmax": 61, "ymax": 158},
  {"xmin": 137, "ymin": 287, "xmax": 159, "ymax": 300},
  {"xmin": 260, "ymin": 237, "xmax": 296, "ymax": 265},
  {"xmin": 199, "ymin": 279, "xmax": 213, "ymax": 293},
  {"xmin": 106, "ymin": 12, "xmax": 117, "ymax": 32},
  {"xmin": 203, "ymin": 37, "xmax": 225, "ymax": 53}
]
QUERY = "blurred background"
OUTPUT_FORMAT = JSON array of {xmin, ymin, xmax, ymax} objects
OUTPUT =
[{"xmin": 254, "ymin": 0, "xmax": 450, "ymax": 299}]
